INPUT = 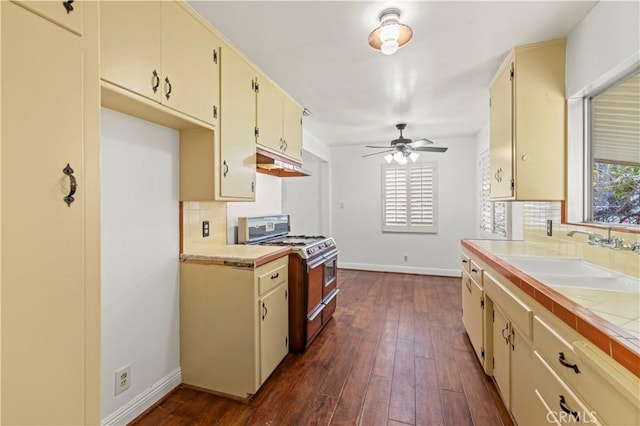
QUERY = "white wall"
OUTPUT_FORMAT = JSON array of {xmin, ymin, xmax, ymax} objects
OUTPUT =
[
  {"xmin": 331, "ymin": 137, "xmax": 477, "ymax": 276},
  {"xmin": 282, "ymin": 152, "xmax": 330, "ymax": 236},
  {"xmin": 565, "ymin": 1, "xmax": 640, "ymax": 222},
  {"xmin": 566, "ymin": 1, "xmax": 639, "ymax": 98},
  {"xmin": 100, "ymin": 109, "xmax": 181, "ymax": 424},
  {"xmin": 227, "ymin": 172, "xmax": 282, "ymax": 243}
]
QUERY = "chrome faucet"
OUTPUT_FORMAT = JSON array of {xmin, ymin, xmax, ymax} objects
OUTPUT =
[
  {"xmin": 567, "ymin": 228, "xmax": 636, "ymax": 252},
  {"xmin": 566, "ymin": 230, "xmax": 606, "ymax": 245}
]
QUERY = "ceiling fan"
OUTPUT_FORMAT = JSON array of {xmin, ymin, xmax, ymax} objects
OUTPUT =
[{"xmin": 362, "ymin": 123, "xmax": 448, "ymax": 163}]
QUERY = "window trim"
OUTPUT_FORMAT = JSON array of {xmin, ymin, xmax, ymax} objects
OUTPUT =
[
  {"xmin": 381, "ymin": 161, "xmax": 438, "ymax": 234},
  {"xmin": 566, "ymin": 56, "xmax": 640, "ymax": 225}
]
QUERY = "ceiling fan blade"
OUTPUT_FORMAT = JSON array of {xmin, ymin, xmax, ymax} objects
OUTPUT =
[
  {"xmin": 409, "ymin": 138, "xmax": 435, "ymax": 147},
  {"xmin": 361, "ymin": 149, "xmax": 395, "ymax": 158},
  {"xmin": 413, "ymin": 146, "xmax": 448, "ymax": 153},
  {"xmin": 365, "ymin": 145, "xmax": 393, "ymax": 148}
]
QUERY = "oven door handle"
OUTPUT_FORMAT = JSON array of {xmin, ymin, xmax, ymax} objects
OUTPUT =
[
  {"xmin": 306, "ymin": 257, "xmax": 325, "ymax": 271},
  {"xmin": 322, "ymin": 249, "xmax": 339, "ymax": 260},
  {"xmin": 307, "ymin": 304, "xmax": 324, "ymax": 321},
  {"xmin": 322, "ymin": 288, "xmax": 340, "ymax": 305}
]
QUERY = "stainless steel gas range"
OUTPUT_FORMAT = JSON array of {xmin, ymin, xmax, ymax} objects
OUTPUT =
[{"xmin": 238, "ymin": 215, "xmax": 339, "ymax": 352}]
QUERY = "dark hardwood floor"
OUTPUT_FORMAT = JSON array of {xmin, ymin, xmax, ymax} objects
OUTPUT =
[{"xmin": 132, "ymin": 269, "xmax": 513, "ymax": 426}]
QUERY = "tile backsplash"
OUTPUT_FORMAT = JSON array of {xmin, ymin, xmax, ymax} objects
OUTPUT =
[
  {"xmin": 523, "ymin": 202, "xmax": 639, "ymax": 277},
  {"xmin": 181, "ymin": 201, "xmax": 227, "ymax": 252}
]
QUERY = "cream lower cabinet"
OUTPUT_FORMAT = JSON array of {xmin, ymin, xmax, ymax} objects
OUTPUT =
[
  {"xmin": 1, "ymin": 1, "xmax": 100, "ymax": 423},
  {"xmin": 180, "ymin": 256, "xmax": 289, "ymax": 398},
  {"xmin": 461, "ymin": 254, "xmax": 492, "ymax": 374},
  {"xmin": 463, "ymin": 249, "xmax": 640, "ymax": 426}
]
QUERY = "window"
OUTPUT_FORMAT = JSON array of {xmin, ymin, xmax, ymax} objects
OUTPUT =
[
  {"xmin": 479, "ymin": 150, "xmax": 509, "ymax": 238},
  {"xmin": 382, "ymin": 162, "xmax": 438, "ymax": 233},
  {"xmin": 588, "ymin": 71, "xmax": 640, "ymax": 225}
]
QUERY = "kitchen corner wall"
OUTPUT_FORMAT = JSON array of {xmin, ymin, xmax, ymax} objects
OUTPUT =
[
  {"xmin": 330, "ymin": 137, "xmax": 477, "ymax": 276},
  {"xmin": 100, "ymin": 109, "xmax": 181, "ymax": 424}
]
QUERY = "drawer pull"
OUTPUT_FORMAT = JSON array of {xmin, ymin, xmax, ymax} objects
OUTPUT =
[
  {"xmin": 462, "ymin": 259, "xmax": 468, "ymax": 263},
  {"xmin": 558, "ymin": 352, "xmax": 580, "ymax": 374},
  {"xmin": 559, "ymin": 395, "xmax": 580, "ymax": 422},
  {"xmin": 270, "ymin": 272, "xmax": 279, "ymax": 280},
  {"xmin": 465, "ymin": 278, "xmax": 472, "ymax": 293},
  {"xmin": 261, "ymin": 302, "xmax": 267, "ymax": 321},
  {"xmin": 471, "ymin": 268, "xmax": 478, "ymax": 273}
]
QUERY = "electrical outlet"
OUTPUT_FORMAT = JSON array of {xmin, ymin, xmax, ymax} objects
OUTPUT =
[
  {"xmin": 546, "ymin": 220, "xmax": 553, "ymax": 236},
  {"xmin": 115, "ymin": 365, "xmax": 131, "ymax": 395},
  {"xmin": 403, "ymin": 255, "xmax": 408, "ymax": 262},
  {"xmin": 202, "ymin": 220, "xmax": 210, "ymax": 237}
]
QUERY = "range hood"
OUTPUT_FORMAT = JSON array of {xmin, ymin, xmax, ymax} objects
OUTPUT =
[{"xmin": 256, "ymin": 147, "xmax": 311, "ymax": 177}]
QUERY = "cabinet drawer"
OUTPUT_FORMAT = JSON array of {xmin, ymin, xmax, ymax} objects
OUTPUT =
[
  {"xmin": 258, "ymin": 264, "xmax": 288, "ymax": 294},
  {"xmin": 484, "ymin": 271, "xmax": 532, "ymax": 339},
  {"xmin": 469, "ymin": 259, "xmax": 483, "ymax": 285},
  {"xmin": 533, "ymin": 316, "xmax": 578, "ymax": 386},
  {"xmin": 461, "ymin": 253, "xmax": 470, "ymax": 273},
  {"xmin": 533, "ymin": 351, "xmax": 600, "ymax": 425},
  {"xmin": 572, "ymin": 342, "xmax": 640, "ymax": 426}
]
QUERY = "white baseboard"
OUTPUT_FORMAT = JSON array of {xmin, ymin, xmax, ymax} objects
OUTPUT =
[
  {"xmin": 339, "ymin": 262, "xmax": 461, "ymax": 277},
  {"xmin": 102, "ymin": 368, "xmax": 182, "ymax": 426}
]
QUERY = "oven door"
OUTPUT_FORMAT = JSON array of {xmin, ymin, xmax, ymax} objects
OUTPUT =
[{"xmin": 322, "ymin": 250, "xmax": 337, "ymax": 298}]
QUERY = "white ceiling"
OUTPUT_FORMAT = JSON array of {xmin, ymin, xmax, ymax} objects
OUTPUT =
[{"xmin": 188, "ymin": 1, "xmax": 597, "ymax": 148}]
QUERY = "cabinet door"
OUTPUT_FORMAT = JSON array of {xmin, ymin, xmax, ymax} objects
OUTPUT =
[
  {"xmin": 220, "ymin": 44, "xmax": 256, "ymax": 199},
  {"xmin": 100, "ymin": 1, "xmax": 162, "ymax": 102},
  {"xmin": 283, "ymin": 97, "xmax": 303, "ymax": 161},
  {"xmin": 489, "ymin": 59, "xmax": 514, "ymax": 199},
  {"xmin": 256, "ymin": 75, "xmax": 284, "ymax": 153},
  {"xmin": 511, "ymin": 327, "xmax": 535, "ymax": 425},
  {"xmin": 259, "ymin": 285, "xmax": 289, "ymax": 384},
  {"xmin": 492, "ymin": 308, "xmax": 511, "ymax": 408},
  {"xmin": 15, "ymin": 0, "xmax": 82, "ymax": 34},
  {"xmin": 462, "ymin": 273, "xmax": 484, "ymax": 365},
  {"xmin": 162, "ymin": 1, "xmax": 219, "ymax": 125},
  {"xmin": 1, "ymin": 3, "xmax": 87, "ymax": 423}
]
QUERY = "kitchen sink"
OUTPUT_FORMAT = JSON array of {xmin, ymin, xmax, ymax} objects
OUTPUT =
[{"xmin": 498, "ymin": 255, "xmax": 639, "ymax": 293}]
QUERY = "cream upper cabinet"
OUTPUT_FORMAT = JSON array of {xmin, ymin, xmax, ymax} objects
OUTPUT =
[
  {"xmin": 1, "ymin": 1, "xmax": 100, "ymax": 423},
  {"xmin": 256, "ymin": 75, "xmax": 303, "ymax": 162},
  {"xmin": 101, "ymin": 1, "xmax": 220, "ymax": 126},
  {"xmin": 14, "ymin": 0, "xmax": 83, "ymax": 34},
  {"xmin": 101, "ymin": 1, "xmax": 162, "ymax": 103},
  {"xmin": 219, "ymin": 43, "xmax": 257, "ymax": 200},
  {"xmin": 283, "ymin": 96, "xmax": 304, "ymax": 161},
  {"xmin": 489, "ymin": 38, "xmax": 566, "ymax": 201},
  {"xmin": 161, "ymin": 1, "xmax": 219, "ymax": 125}
]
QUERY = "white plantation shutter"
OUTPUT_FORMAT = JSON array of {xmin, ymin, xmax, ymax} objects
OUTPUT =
[{"xmin": 382, "ymin": 162, "xmax": 438, "ymax": 233}]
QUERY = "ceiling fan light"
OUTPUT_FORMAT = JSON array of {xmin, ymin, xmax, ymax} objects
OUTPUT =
[
  {"xmin": 393, "ymin": 151, "xmax": 404, "ymax": 162},
  {"xmin": 409, "ymin": 152, "xmax": 420, "ymax": 162},
  {"xmin": 384, "ymin": 153, "xmax": 394, "ymax": 163},
  {"xmin": 397, "ymin": 155, "xmax": 408, "ymax": 165}
]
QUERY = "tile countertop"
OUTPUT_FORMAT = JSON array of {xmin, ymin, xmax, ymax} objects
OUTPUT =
[
  {"xmin": 462, "ymin": 239, "xmax": 640, "ymax": 378},
  {"xmin": 180, "ymin": 244, "xmax": 291, "ymax": 268}
]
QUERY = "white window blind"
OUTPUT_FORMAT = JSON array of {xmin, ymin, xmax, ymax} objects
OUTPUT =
[
  {"xmin": 480, "ymin": 150, "xmax": 508, "ymax": 238},
  {"xmin": 382, "ymin": 162, "xmax": 438, "ymax": 233},
  {"xmin": 591, "ymin": 71, "xmax": 640, "ymax": 165}
]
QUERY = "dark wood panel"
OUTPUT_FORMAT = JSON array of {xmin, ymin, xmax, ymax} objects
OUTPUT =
[{"xmin": 133, "ymin": 269, "xmax": 513, "ymax": 426}]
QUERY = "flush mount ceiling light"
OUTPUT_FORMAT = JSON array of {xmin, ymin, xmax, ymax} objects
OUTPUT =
[{"xmin": 368, "ymin": 8, "xmax": 413, "ymax": 55}]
